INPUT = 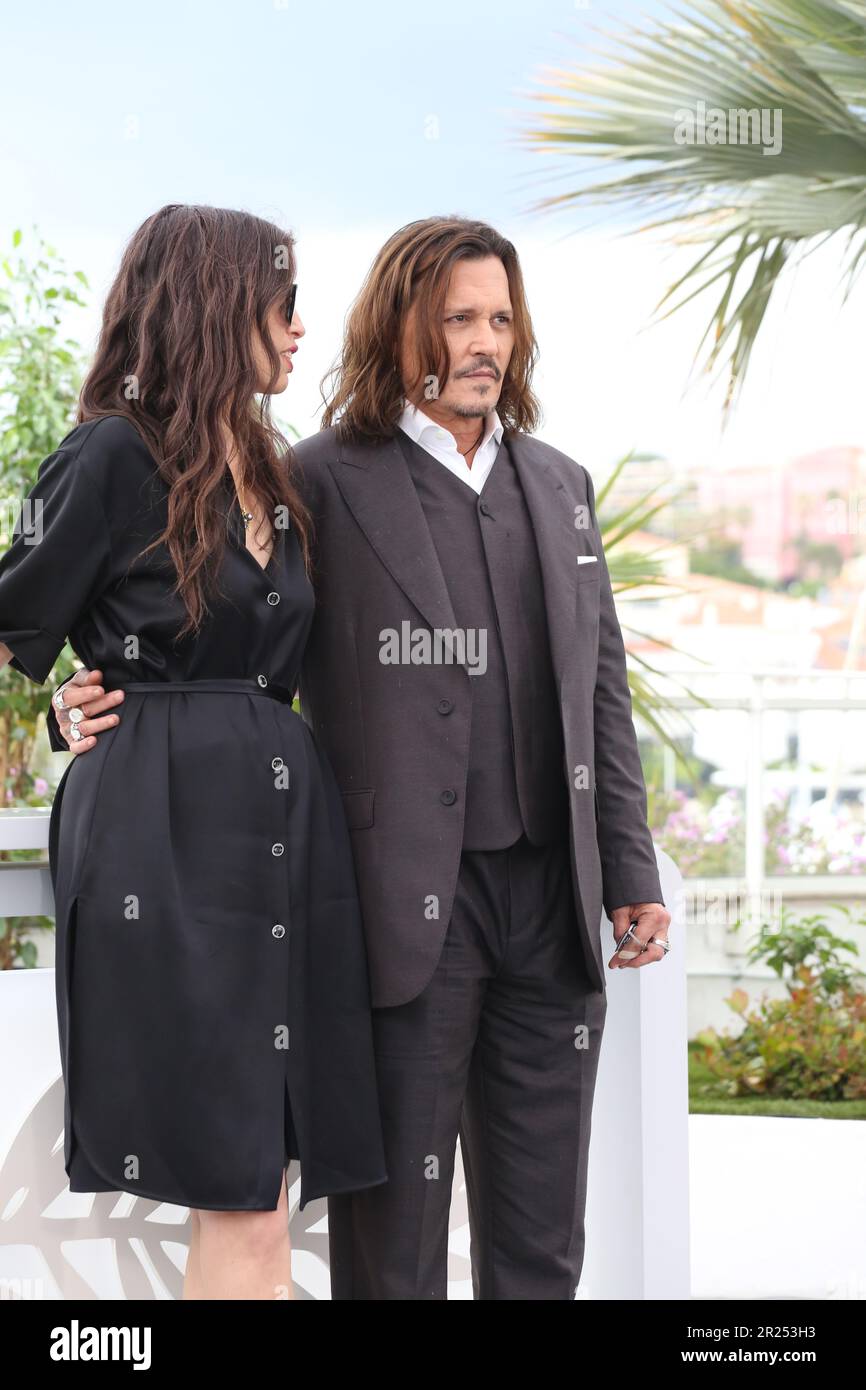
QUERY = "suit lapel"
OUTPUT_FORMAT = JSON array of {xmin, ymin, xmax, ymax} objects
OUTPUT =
[
  {"xmin": 506, "ymin": 432, "xmax": 586, "ymax": 696},
  {"xmin": 328, "ymin": 431, "xmax": 463, "ymax": 664},
  {"xmin": 329, "ymin": 429, "xmax": 587, "ymax": 690}
]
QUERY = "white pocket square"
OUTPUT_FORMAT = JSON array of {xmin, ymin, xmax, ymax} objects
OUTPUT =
[{"xmin": 576, "ymin": 555, "xmax": 598, "ymax": 565}]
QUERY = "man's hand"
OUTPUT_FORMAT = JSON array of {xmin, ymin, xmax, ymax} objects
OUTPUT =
[
  {"xmin": 52, "ymin": 668, "xmax": 124, "ymax": 755},
  {"xmin": 608, "ymin": 902, "xmax": 671, "ymax": 969}
]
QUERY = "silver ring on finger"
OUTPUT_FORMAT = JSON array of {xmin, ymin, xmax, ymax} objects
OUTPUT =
[
  {"xmin": 68, "ymin": 706, "xmax": 84, "ymax": 724},
  {"xmin": 649, "ymin": 935, "xmax": 671, "ymax": 954},
  {"xmin": 70, "ymin": 724, "xmax": 84, "ymax": 742},
  {"xmin": 53, "ymin": 689, "xmax": 68, "ymax": 710}
]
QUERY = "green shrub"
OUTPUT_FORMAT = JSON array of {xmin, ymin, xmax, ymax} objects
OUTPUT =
[{"xmin": 695, "ymin": 907, "xmax": 866, "ymax": 1101}]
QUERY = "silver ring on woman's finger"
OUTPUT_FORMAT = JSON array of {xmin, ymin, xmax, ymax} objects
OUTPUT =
[
  {"xmin": 68, "ymin": 706, "xmax": 84, "ymax": 723},
  {"xmin": 53, "ymin": 689, "xmax": 68, "ymax": 710},
  {"xmin": 649, "ymin": 936, "xmax": 671, "ymax": 954},
  {"xmin": 70, "ymin": 724, "xmax": 83, "ymax": 742}
]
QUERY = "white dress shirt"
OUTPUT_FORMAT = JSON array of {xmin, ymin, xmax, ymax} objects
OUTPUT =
[{"xmin": 397, "ymin": 401, "xmax": 504, "ymax": 495}]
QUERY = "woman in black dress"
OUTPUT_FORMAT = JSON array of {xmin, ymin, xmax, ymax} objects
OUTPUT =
[{"xmin": 0, "ymin": 205, "xmax": 387, "ymax": 1299}]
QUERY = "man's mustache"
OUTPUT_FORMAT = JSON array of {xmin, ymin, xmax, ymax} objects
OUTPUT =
[{"xmin": 456, "ymin": 361, "xmax": 500, "ymax": 379}]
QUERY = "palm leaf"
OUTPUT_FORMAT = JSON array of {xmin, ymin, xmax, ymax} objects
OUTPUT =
[
  {"xmin": 522, "ymin": 0, "xmax": 866, "ymax": 410},
  {"xmin": 595, "ymin": 455, "xmax": 715, "ymax": 759}
]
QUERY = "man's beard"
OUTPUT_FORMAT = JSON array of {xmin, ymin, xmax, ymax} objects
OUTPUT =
[{"xmin": 447, "ymin": 399, "xmax": 492, "ymax": 419}]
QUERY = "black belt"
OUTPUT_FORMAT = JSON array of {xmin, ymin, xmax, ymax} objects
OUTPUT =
[{"xmin": 120, "ymin": 678, "xmax": 296, "ymax": 704}]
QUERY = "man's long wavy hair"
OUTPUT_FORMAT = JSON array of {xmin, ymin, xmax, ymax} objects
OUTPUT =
[
  {"xmin": 78, "ymin": 204, "xmax": 312, "ymax": 638},
  {"xmin": 320, "ymin": 216, "xmax": 541, "ymax": 441}
]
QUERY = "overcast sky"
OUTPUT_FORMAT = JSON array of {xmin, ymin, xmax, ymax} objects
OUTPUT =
[{"xmin": 2, "ymin": 0, "xmax": 863, "ymax": 479}]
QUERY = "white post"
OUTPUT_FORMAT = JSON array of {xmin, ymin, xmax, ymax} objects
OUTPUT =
[{"xmin": 579, "ymin": 847, "xmax": 691, "ymax": 1298}]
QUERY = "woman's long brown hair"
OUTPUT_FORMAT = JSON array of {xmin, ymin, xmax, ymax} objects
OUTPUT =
[
  {"xmin": 320, "ymin": 216, "xmax": 541, "ymax": 441},
  {"xmin": 78, "ymin": 203, "xmax": 312, "ymax": 638}
]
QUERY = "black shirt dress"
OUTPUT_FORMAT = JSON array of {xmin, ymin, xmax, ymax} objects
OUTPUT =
[{"xmin": 0, "ymin": 414, "xmax": 388, "ymax": 1211}]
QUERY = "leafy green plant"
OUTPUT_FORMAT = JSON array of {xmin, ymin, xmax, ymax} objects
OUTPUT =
[
  {"xmin": 0, "ymin": 227, "xmax": 89, "ymax": 968},
  {"xmin": 695, "ymin": 905, "xmax": 866, "ymax": 1100}
]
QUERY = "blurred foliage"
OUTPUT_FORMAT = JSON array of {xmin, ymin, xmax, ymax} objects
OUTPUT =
[
  {"xmin": 0, "ymin": 227, "xmax": 88, "ymax": 968},
  {"xmin": 597, "ymin": 448, "xmax": 714, "ymax": 766},
  {"xmin": 695, "ymin": 905, "xmax": 866, "ymax": 1100}
]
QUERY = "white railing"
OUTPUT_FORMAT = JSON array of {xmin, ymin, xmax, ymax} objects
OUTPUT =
[
  {"xmin": 641, "ymin": 666, "xmax": 866, "ymax": 907},
  {"xmin": 0, "ymin": 808, "xmax": 52, "ymax": 915}
]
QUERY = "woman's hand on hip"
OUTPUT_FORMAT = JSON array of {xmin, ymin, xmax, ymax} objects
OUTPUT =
[{"xmin": 52, "ymin": 668, "xmax": 124, "ymax": 755}]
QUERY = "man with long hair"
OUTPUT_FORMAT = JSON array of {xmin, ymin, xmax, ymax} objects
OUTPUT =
[{"xmin": 297, "ymin": 216, "xmax": 670, "ymax": 1299}]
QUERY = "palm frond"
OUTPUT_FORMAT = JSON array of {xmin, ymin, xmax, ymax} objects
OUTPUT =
[
  {"xmin": 523, "ymin": 0, "xmax": 866, "ymax": 410},
  {"xmin": 594, "ymin": 456, "xmax": 719, "ymax": 760}
]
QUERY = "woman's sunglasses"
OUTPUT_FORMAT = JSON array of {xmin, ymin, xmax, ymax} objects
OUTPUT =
[{"xmin": 284, "ymin": 282, "xmax": 298, "ymax": 325}]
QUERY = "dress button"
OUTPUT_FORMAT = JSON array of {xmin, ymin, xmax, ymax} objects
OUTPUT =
[
  {"xmin": 257, "ymin": 674, "xmax": 268, "ymax": 687},
  {"xmin": 267, "ymin": 591, "xmax": 280, "ymax": 606},
  {"xmin": 272, "ymin": 924, "xmax": 286, "ymax": 939},
  {"xmin": 437, "ymin": 699, "xmax": 454, "ymax": 715},
  {"xmin": 271, "ymin": 756, "xmax": 284, "ymax": 772},
  {"xmin": 440, "ymin": 789, "xmax": 457, "ymax": 806},
  {"xmin": 272, "ymin": 843, "xmax": 285, "ymax": 857}
]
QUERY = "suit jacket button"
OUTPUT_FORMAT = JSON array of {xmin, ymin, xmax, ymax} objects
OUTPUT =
[
  {"xmin": 437, "ymin": 699, "xmax": 453, "ymax": 715},
  {"xmin": 440, "ymin": 789, "xmax": 457, "ymax": 806},
  {"xmin": 272, "ymin": 843, "xmax": 285, "ymax": 856},
  {"xmin": 267, "ymin": 591, "xmax": 280, "ymax": 605},
  {"xmin": 272, "ymin": 924, "xmax": 286, "ymax": 939},
  {"xmin": 257, "ymin": 674, "xmax": 268, "ymax": 687},
  {"xmin": 271, "ymin": 757, "xmax": 284, "ymax": 771}
]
